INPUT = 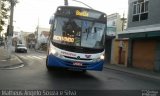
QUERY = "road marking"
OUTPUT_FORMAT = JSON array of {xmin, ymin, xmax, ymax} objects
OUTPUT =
[
  {"xmin": 20, "ymin": 56, "xmax": 27, "ymax": 59},
  {"xmin": 19, "ymin": 55, "xmax": 46, "ymax": 60},
  {"xmin": 32, "ymin": 56, "xmax": 41, "ymax": 59},
  {"xmin": 38, "ymin": 56, "xmax": 46, "ymax": 58}
]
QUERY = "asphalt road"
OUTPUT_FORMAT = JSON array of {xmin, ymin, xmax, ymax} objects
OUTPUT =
[{"xmin": 0, "ymin": 50, "xmax": 160, "ymax": 91}]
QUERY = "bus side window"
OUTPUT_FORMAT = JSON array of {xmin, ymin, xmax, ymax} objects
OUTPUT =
[{"xmin": 53, "ymin": 19, "xmax": 57, "ymax": 31}]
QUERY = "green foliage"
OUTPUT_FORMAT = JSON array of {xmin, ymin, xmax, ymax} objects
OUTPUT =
[{"xmin": 0, "ymin": 0, "xmax": 9, "ymax": 33}]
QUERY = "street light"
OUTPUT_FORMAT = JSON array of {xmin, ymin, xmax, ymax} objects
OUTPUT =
[{"xmin": 64, "ymin": 0, "xmax": 68, "ymax": 6}]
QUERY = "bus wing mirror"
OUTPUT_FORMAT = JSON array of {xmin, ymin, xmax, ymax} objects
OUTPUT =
[
  {"xmin": 49, "ymin": 18, "xmax": 54, "ymax": 24},
  {"xmin": 49, "ymin": 16, "xmax": 54, "ymax": 24}
]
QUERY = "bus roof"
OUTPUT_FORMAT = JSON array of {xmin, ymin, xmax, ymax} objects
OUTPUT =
[
  {"xmin": 51, "ymin": 6, "xmax": 107, "ymax": 23},
  {"xmin": 57, "ymin": 6, "xmax": 106, "ymax": 15}
]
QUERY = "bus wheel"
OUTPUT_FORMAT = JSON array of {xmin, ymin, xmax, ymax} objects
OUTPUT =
[
  {"xmin": 82, "ymin": 70, "xmax": 87, "ymax": 73},
  {"xmin": 46, "ymin": 57, "xmax": 52, "ymax": 70}
]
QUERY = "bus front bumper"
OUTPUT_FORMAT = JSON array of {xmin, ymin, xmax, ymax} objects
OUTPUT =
[{"xmin": 47, "ymin": 55, "xmax": 105, "ymax": 71}]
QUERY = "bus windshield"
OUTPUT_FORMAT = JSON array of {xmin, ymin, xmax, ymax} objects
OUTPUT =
[{"xmin": 52, "ymin": 17, "xmax": 105, "ymax": 49}]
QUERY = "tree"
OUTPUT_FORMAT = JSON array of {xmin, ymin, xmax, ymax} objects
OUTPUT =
[{"xmin": 0, "ymin": 0, "xmax": 9, "ymax": 33}]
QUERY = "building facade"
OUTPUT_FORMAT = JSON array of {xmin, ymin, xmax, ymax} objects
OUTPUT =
[
  {"xmin": 12, "ymin": 31, "xmax": 32, "ymax": 46},
  {"xmin": 119, "ymin": 0, "xmax": 160, "ymax": 71},
  {"xmin": 35, "ymin": 27, "xmax": 50, "ymax": 49},
  {"xmin": 39, "ymin": 31, "xmax": 49, "ymax": 44},
  {"xmin": 107, "ymin": 13, "xmax": 124, "ymax": 37},
  {"xmin": 26, "ymin": 33, "xmax": 36, "ymax": 49},
  {"xmin": 106, "ymin": 13, "xmax": 128, "ymax": 66}
]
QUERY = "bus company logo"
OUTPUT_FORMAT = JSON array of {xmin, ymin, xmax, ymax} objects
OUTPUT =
[
  {"xmin": 61, "ymin": 51, "xmax": 76, "ymax": 57},
  {"xmin": 77, "ymin": 56, "xmax": 81, "ymax": 59},
  {"xmin": 85, "ymin": 55, "xmax": 91, "ymax": 58},
  {"xmin": 76, "ymin": 10, "xmax": 89, "ymax": 17}
]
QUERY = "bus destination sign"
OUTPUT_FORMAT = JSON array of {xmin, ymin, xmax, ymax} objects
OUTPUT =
[{"xmin": 76, "ymin": 10, "xmax": 89, "ymax": 17}]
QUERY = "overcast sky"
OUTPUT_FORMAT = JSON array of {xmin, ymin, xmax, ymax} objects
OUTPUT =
[{"xmin": 13, "ymin": 0, "xmax": 128, "ymax": 32}]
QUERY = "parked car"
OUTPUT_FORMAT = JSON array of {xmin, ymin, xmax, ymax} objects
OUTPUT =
[{"xmin": 15, "ymin": 44, "xmax": 27, "ymax": 53}]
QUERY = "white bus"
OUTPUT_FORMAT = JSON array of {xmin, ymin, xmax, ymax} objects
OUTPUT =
[{"xmin": 46, "ymin": 6, "xmax": 107, "ymax": 71}]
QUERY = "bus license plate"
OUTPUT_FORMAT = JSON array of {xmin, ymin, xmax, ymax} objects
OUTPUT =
[{"xmin": 73, "ymin": 62, "xmax": 82, "ymax": 66}]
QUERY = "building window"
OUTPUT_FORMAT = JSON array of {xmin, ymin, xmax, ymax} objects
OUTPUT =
[
  {"xmin": 107, "ymin": 27, "xmax": 116, "ymax": 36},
  {"xmin": 112, "ymin": 21, "xmax": 116, "ymax": 26},
  {"xmin": 132, "ymin": 0, "xmax": 149, "ymax": 22}
]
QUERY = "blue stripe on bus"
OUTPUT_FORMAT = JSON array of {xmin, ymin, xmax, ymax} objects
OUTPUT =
[{"xmin": 47, "ymin": 54, "xmax": 104, "ymax": 71}]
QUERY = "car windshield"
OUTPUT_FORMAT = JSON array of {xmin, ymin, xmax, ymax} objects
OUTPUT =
[{"xmin": 52, "ymin": 17, "xmax": 105, "ymax": 49}]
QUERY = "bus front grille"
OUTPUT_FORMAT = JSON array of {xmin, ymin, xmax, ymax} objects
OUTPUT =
[{"xmin": 64, "ymin": 56, "xmax": 92, "ymax": 61}]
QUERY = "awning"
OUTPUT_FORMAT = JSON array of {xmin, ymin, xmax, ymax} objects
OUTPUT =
[{"xmin": 118, "ymin": 31, "xmax": 160, "ymax": 39}]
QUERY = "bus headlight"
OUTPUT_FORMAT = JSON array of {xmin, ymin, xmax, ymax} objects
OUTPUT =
[
  {"xmin": 100, "ymin": 55, "xmax": 105, "ymax": 60},
  {"xmin": 49, "ymin": 48, "xmax": 56, "ymax": 55},
  {"xmin": 49, "ymin": 48, "xmax": 63, "ymax": 58},
  {"xmin": 93, "ymin": 55, "xmax": 105, "ymax": 62}
]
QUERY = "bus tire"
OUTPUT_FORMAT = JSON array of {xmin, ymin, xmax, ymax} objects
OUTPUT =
[
  {"xmin": 46, "ymin": 57, "xmax": 52, "ymax": 70},
  {"xmin": 82, "ymin": 70, "xmax": 87, "ymax": 73}
]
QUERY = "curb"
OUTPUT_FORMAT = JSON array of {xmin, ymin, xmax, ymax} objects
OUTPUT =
[
  {"xmin": 0, "ymin": 54, "xmax": 24, "ymax": 70},
  {"xmin": 0, "ymin": 63, "xmax": 24, "ymax": 70},
  {"xmin": 104, "ymin": 66, "xmax": 160, "ymax": 81}
]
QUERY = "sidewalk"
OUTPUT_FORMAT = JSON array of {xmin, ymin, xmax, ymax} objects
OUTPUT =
[
  {"xmin": 104, "ymin": 64, "xmax": 160, "ymax": 80},
  {"xmin": 0, "ymin": 46, "xmax": 23, "ymax": 69}
]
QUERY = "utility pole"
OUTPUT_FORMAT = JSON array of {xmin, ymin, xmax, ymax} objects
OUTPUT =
[
  {"xmin": 35, "ymin": 17, "xmax": 39, "ymax": 50},
  {"xmin": 121, "ymin": 12, "xmax": 126, "ymax": 31},
  {"xmin": 7, "ymin": 0, "xmax": 17, "ymax": 58},
  {"xmin": 0, "ymin": 0, "xmax": 2, "ymax": 37},
  {"xmin": 0, "ymin": 0, "xmax": 1, "ymax": 20},
  {"xmin": 64, "ymin": 0, "xmax": 68, "ymax": 6}
]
